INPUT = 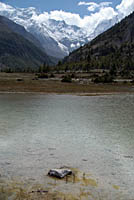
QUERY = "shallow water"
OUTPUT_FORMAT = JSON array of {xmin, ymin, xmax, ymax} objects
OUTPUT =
[{"xmin": 0, "ymin": 94, "xmax": 134, "ymax": 199}]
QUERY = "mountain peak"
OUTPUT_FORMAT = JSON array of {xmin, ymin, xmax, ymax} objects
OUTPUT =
[
  {"xmin": 0, "ymin": 2, "xmax": 134, "ymax": 59},
  {"xmin": 0, "ymin": 2, "xmax": 120, "ymax": 59}
]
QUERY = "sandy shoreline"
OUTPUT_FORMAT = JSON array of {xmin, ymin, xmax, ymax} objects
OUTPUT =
[{"xmin": 0, "ymin": 90, "xmax": 133, "ymax": 96}]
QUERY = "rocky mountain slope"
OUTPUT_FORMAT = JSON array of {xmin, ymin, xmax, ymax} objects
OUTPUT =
[
  {"xmin": 0, "ymin": 16, "xmax": 52, "ymax": 70},
  {"xmin": 1, "ymin": 15, "xmax": 44, "ymax": 51},
  {"xmin": 64, "ymin": 12, "xmax": 134, "ymax": 70}
]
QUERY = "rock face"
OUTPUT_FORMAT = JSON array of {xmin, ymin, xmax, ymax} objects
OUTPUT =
[
  {"xmin": 48, "ymin": 168, "xmax": 72, "ymax": 179},
  {"xmin": 0, "ymin": 15, "xmax": 43, "ymax": 51}
]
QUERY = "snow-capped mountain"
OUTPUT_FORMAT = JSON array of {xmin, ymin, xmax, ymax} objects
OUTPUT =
[{"xmin": 0, "ymin": 2, "xmax": 119, "ymax": 59}]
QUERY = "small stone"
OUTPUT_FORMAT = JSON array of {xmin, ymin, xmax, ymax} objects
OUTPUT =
[
  {"xmin": 82, "ymin": 159, "xmax": 88, "ymax": 162},
  {"xmin": 124, "ymin": 155, "xmax": 133, "ymax": 159}
]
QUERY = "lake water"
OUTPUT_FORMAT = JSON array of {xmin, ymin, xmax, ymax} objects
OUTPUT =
[{"xmin": 0, "ymin": 94, "xmax": 134, "ymax": 199}]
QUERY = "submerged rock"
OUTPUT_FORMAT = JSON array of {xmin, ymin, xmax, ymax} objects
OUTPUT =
[{"xmin": 48, "ymin": 168, "xmax": 72, "ymax": 178}]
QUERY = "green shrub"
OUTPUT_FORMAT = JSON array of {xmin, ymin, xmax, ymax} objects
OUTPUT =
[
  {"xmin": 71, "ymin": 73, "xmax": 76, "ymax": 78},
  {"xmin": 16, "ymin": 78, "xmax": 23, "ymax": 82},
  {"xmin": 38, "ymin": 73, "xmax": 48, "ymax": 79},
  {"xmin": 61, "ymin": 75, "xmax": 72, "ymax": 83},
  {"xmin": 92, "ymin": 73, "xmax": 114, "ymax": 83},
  {"xmin": 50, "ymin": 73, "xmax": 55, "ymax": 78},
  {"xmin": 5, "ymin": 68, "xmax": 13, "ymax": 73},
  {"xmin": 131, "ymin": 79, "xmax": 134, "ymax": 83}
]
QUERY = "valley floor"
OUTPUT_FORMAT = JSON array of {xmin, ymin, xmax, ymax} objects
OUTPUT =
[{"xmin": 0, "ymin": 72, "xmax": 134, "ymax": 95}]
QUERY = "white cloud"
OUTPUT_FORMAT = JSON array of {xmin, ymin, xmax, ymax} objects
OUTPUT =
[
  {"xmin": 49, "ymin": 10, "xmax": 83, "ymax": 26},
  {"xmin": 116, "ymin": 0, "xmax": 134, "ymax": 19},
  {"xmin": 0, "ymin": 0, "xmax": 134, "ymax": 38},
  {"xmin": 31, "ymin": 9, "xmax": 83, "ymax": 27},
  {"xmin": 30, "ymin": 6, "xmax": 117, "ymax": 33},
  {"xmin": 87, "ymin": 3, "xmax": 99, "ymax": 12},
  {"xmin": 80, "ymin": 6, "xmax": 117, "ymax": 33},
  {"xmin": 78, "ymin": 2, "xmax": 91, "ymax": 6},
  {"xmin": 31, "ymin": 12, "xmax": 49, "ymax": 23},
  {"xmin": 77, "ymin": 0, "xmax": 134, "ymax": 31},
  {"xmin": 78, "ymin": 1, "xmax": 112, "ymax": 12},
  {"xmin": 100, "ymin": 2, "xmax": 112, "ymax": 7}
]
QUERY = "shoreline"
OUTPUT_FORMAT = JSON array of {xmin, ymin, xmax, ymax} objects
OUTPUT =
[
  {"xmin": 0, "ymin": 168, "xmax": 124, "ymax": 200},
  {"xmin": 0, "ymin": 91, "xmax": 134, "ymax": 96}
]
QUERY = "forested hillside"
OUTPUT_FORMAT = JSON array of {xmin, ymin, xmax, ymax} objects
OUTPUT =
[{"xmin": 63, "ymin": 12, "xmax": 134, "ymax": 72}]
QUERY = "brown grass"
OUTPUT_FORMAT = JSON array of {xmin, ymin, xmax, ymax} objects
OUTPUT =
[{"xmin": 0, "ymin": 72, "xmax": 133, "ymax": 95}]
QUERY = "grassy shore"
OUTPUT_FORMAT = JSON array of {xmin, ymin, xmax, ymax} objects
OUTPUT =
[
  {"xmin": 0, "ymin": 168, "xmax": 120, "ymax": 200},
  {"xmin": 0, "ymin": 72, "xmax": 134, "ymax": 95}
]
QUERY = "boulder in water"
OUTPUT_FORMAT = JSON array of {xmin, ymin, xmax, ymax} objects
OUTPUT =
[{"xmin": 48, "ymin": 168, "xmax": 72, "ymax": 178}]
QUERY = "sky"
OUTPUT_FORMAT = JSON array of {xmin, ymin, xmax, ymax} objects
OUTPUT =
[
  {"xmin": 0, "ymin": 0, "xmax": 122, "ymax": 17},
  {"xmin": 0, "ymin": 0, "xmax": 134, "ymax": 31}
]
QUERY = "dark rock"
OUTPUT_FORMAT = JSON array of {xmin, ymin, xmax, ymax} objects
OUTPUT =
[
  {"xmin": 124, "ymin": 155, "xmax": 133, "ymax": 159},
  {"xmin": 82, "ymin": 159, "xmax": 88, "ymax": 162},
  {"xmin": 48, "ymin": 168, "xmax": 72, "ymax": 179},
  {"xmin": 16, "ymin": 78, "xmax": 23, "ymax": 82}
]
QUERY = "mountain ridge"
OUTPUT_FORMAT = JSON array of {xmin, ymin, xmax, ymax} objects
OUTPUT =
[{"xmin": 0, "ymin": 15, "xmax": 52, "ymax": 70}]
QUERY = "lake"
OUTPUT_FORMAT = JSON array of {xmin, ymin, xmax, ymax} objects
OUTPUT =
[{"xmin": 0, "ymin": 93, "xmax": 134, "ymax": 199}]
